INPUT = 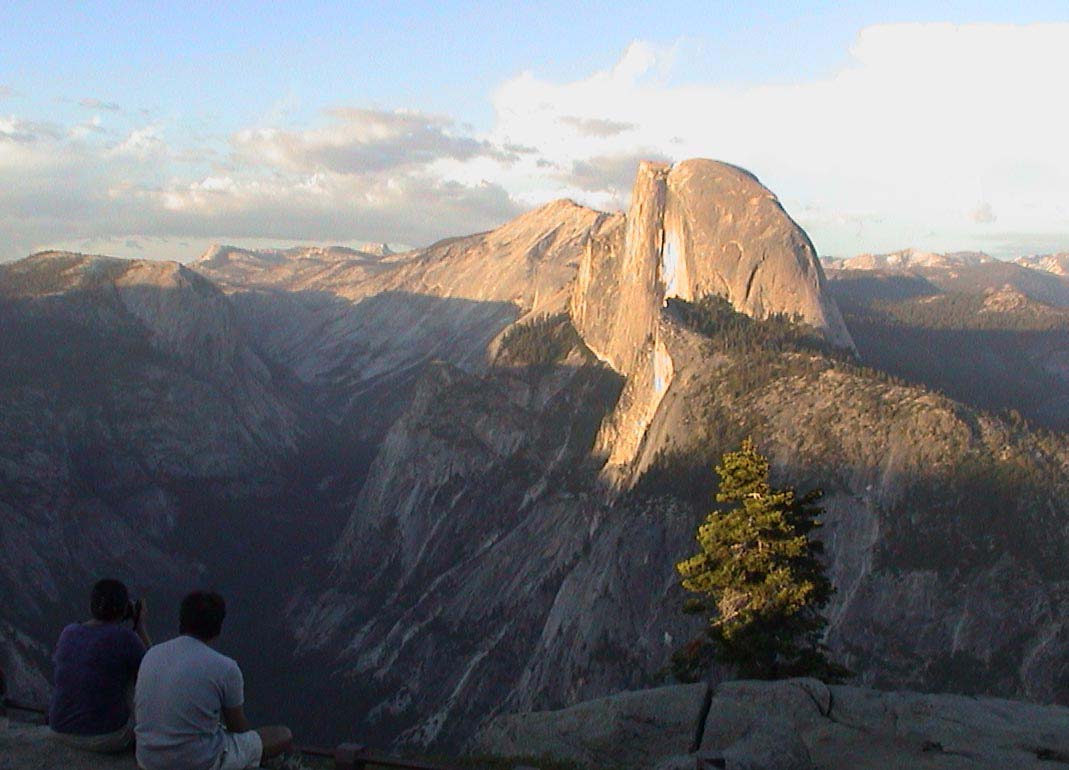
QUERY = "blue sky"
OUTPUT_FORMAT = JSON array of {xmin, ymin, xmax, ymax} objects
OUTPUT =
[{"xmin": 2, "ymin": 2, "xmax": 1068, "ymax": 260}]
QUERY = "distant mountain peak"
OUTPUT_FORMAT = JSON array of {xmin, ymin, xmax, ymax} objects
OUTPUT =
[
  {"xmin": 1016, "ymin": 252, "xmax": 1069, "ymax": 276},
  {"xmin": 360, "ymin": 242, "xmax": 394, "ymax": 257},
  {"xmin": 833, "ymin": 248, "xmax": 994, "ymax": 271}
]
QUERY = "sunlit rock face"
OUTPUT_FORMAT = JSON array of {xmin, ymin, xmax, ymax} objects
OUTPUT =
[
  {"xmin": 194, "ymin": 200, "xmax": 614, "ymax": 390},
  {"xmin": 571, "ymin": 159, "xmax": 853, "ymax": 484},
  {"xmin": 662, "ymin": 159, "xmax": 852, "ymax": 350}
]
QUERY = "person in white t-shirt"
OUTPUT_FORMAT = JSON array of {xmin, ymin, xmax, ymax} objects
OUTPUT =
[{"xmin": 134, "ymin": 591, "xmax": 292, "ymax": 770}]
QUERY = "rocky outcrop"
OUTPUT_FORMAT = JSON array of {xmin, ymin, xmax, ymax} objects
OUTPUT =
[
  {"xmin": 475, "ymin": 682, "xmax": 709, "ymax": 770},
  {"xmin": 0, "ymin": 723, "xmax": 312, "ymax": 770},
  {"xmin": 660, "ymin": 160, "xmax": 850, "ymax": 347},
  {"xmin": 0, "ymin": 724, "xmax": 136, "ymax": 770},
  {"xmin": 477, "ymin": 678, "xmax": 1069, "ymax": 770},
  {"xmin": 571, "ymin": 161, "xmax": 852, "ymax": 356}
]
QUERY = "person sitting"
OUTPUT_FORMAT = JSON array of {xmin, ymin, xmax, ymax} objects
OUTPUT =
[
  {"xmin": 49, "ymin": 578, "xmax": 152, "ymax": 752},
  {"xmin": 134, "ymin": 590, "xmax": 293, "ymax": 770}
]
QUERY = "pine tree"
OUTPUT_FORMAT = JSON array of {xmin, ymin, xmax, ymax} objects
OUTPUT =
[{"xmin": 673, "ymin": 438, "xmax": 845, "ymax": 681}]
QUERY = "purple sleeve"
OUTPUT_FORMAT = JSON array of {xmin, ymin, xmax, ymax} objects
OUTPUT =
[
  {"xmin": 122, "ymin": 628, "xmax": 147, "ymax": 677},
  {"xmin": 52, "ymin": 624, "xmax": 73, "ymax": 664}
]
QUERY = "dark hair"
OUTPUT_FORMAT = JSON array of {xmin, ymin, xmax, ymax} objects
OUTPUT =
[
  {"xmin": 90, "ymin": 579, "xmax": 130, "ymax": 622},
  {"xmin": 179, "ymin": 591, "xmax": 226, "ymax": 640}
]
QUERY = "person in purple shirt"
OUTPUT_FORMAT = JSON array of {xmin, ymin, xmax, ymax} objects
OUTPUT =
[{"xmin": 49, "ymin": 578, "xmax": 153, "ymax": 752}]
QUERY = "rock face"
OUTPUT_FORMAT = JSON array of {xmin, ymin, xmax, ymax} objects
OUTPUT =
[
  {"xmin": 660, "ymin": 160, "xmax": 850, "ymax": 345},
  {"xmin": 572, "ymin": 161, "xmax": 852, "ymax": 355},
  {"xmin": 195, "ymin": 200, "xmax": 613, "ymax": 395},
  {"xmin": 477, "ymin": 678, "xmax": 1069, "ymax": 770},
  {"xmin": 475, "ymin": 682, "xmax": 709, "ymax": 770},
  {"xmin": 0, "ymin": 724, "xmax": 136, "ymax": 770},
  {"xmin": 571, "ymin": 159, "xmax": 852, "ymax": 482}
]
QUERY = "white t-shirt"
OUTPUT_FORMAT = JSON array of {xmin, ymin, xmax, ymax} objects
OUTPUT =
[{"xmin": 134, "ymin": 635, "xmax": 245, "ymax": 770}]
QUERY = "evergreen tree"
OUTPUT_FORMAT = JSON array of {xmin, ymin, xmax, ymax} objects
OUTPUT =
[{"xmin": 673, "ymin": 438, "xmax": 845, "ymax": 681}]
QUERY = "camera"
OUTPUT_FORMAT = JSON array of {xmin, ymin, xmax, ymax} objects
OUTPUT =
[{"xmin": 124, "ymin": 598, "xmax": 143, "ymax": 625}]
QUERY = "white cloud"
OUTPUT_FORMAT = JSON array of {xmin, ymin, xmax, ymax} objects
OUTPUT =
[
  {"xmin": 232, "ymin": 108, "xmax": 512, "ymax": 175},
  {"xmin": 486, "ymin": 23, "xmax": 1069, "ymax": 256},
  {"xmin": 0, "ymin": 108, "xmax": 522, "ymax": 260},
  {"xmin": 0, "ymin": 117, "xmax": 62, "ymax": 145},
  {"xmin": 111, "ymin": 124, "xmax": 167, "ymax": 160},
  {"xmin": 558, "ymin": 116, "xmax": 636, "ymax": 138},
  {"xmin": 70, "ymin": 113, "xmax": 107, "ymax": 139}
]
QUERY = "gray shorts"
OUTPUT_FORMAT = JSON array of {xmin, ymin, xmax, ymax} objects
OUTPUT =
[{"xmin": 213, "ymin": 730, "xmax": 264, "ymax": 770}]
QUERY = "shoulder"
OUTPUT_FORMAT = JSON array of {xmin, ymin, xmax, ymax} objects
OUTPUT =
[
  {"xmin": 142, "ymin": 636, "xmax": 177, "ymax": 661},
  {"xmin": 115, "ymin": 626, "xmax": 141, "ymax": 644},
  {"xmin": 208, "ymin": 649, "xmax": 243, "ymax": 685},
  {"xmin": 54, "ymin": 623, "xmax": 81, "ymax": 650},
  {"xmin": 184, "ymin": 638, "xmax": 241, "ymax": 672},
  {"xmin": 215, "ymin": 650, "xmax": 242, "ymax": 676},
  {"xmin": 99, "ymin": 624, "xmax": 142, "ymax": 648}
]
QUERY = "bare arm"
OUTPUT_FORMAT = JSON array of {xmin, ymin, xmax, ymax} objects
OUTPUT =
[
  {"xmin": 132, "ymin": 599, "xmax": 152, "ymax": 648},
  {"xmin": 223, "ymin": 705, "xmax": 252, "ymax": 734}
]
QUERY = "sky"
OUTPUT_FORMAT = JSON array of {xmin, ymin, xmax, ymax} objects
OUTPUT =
[{"xmin": 1, "ymin": 1, "xmax": 1068, "ymax": 262}]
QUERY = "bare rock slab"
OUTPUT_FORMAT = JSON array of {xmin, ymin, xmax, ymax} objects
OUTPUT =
[
  {"xmin": 474, "ymin": 682, "xmax": 710, "ymax": 770},
  {"xmin": 702, "ymin": 679, "xmax": 1069, "ymax": 770},
  {"xmin": 0, "ymin": 724, "xmax": 136, "ymax": 770}
]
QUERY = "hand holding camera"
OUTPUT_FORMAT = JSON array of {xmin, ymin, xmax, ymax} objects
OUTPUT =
[{"xmin": 125, "ymin": 598, "xmax": 146, "ymax": 630}]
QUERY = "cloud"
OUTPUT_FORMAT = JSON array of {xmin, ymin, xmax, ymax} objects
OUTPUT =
[
  {"xmin": 111, "ymin": 125, "xmax": 167, "ymax": 160},
  {"xmin": 142, "ymin": 171, "xmax": 520, "ymax": 244},
  {"xmin": 564, "ymin": 151, "xmax": 670, "ymax": 192},
  {"xmin": 969, "ymin": 201, "xmax": 997, "ymax": 224},
  {"xmin": 233, "ymin": 108, "xmax": 512, "ymax": 175},
  {"xmin": 0, "ymin": 117, "xmax": 62, "ymax": 144},
  {"xmin": 559, "ymin": 116, "xmax": 636, "ymax": 138},
  {"xmin": 0, "ymin": 108, "xmax": 523, "ymax": 260},
  {"xmin": 70, "ymin": 114, "xmax": 108, "ymax": 139},
  {"xmin": 78, "ymin": 97, "xmax": 121, "ymax": 111},
  {"xmin": 488, "ymin": 23, "xmax": 1069, "ymax": 256}
]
